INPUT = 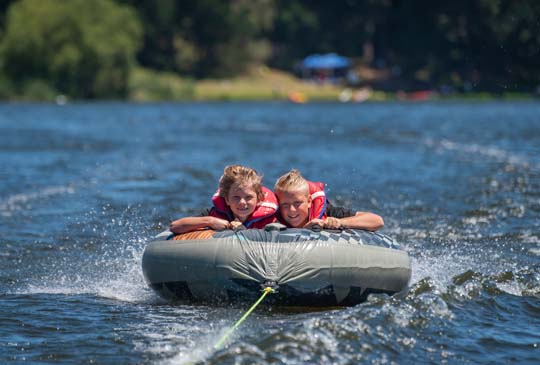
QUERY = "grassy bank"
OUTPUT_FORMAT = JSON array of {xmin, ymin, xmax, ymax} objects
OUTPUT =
[
  {"xmin": 1, "ymin": 66, "xmax": 536, "ymax": 103},
  {"xmin": 128, "ymin": 66, "xmax": 537, "ymax": 103},
  {"xmin": 128, "ymin": 66, "xmax": 343, "ymax": 102}
]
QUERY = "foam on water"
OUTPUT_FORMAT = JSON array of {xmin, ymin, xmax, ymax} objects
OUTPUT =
[
  {"xmin": 129, "ymin": 306, "xmax": 262, "ymax": 365},
  {"xmin": 530, "ymin": 248, "xmax": 540, "ymax": 256},
  {"xmin": 163, "ymin": 329, "xmax": 231, "ymax": 365},
  {"xmin": 521, "ymin": 231, "xmax": 540, "ymax": 244}
]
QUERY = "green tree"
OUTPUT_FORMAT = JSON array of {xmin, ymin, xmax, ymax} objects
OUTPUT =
[
  {"xmin": 0, "ymin": 0, "xmax": 142, "ymax": 98},
  {"xmin": 382, "ymin": 0, "xmax": 540, "ymax": 92},
  {"xmin": 121, "ymin": 0, "xmax": 274, "ymax": 78},
  {"xmin": 267, "ymin": 0, "xmax": 540, "ymax": 92}
]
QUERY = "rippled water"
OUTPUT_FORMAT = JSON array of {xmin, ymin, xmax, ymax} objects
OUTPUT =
[{"xmin": 1, "ymin": 101, "xmax": 539, "ymax": 364}]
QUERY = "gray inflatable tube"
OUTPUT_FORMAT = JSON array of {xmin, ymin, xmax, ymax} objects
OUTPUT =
[{"xmin": 142, "ymin": 227, "xmax": 411, "ymax": 307}]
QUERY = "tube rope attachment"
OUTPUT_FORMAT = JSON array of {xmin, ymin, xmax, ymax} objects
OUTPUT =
[{"xmin": 213, "ymin": 285, "xmax": 276, "ymax": 350}]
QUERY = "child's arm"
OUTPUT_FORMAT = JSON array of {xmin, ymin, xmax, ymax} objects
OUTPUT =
[
  {"xmin": 170, "ymin": 216, "xmax": 231, "ymax": 234},
  {"xmin": 337, "ymin": 211, "xmax": 384, "ymax": 231},
  {"xmin": 304, "ymin": 212, "xmax": 384, "ymax": 231}
]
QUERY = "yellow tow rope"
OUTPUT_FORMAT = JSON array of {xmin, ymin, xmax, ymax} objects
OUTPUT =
[{"xmin": 213, "ymin": 286, "xmax": 275, "ymax": 350}]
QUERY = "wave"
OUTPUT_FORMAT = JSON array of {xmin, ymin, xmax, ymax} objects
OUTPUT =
[
  {"xmin": 423, "ymin": 137, "xmax": 538, "ymax": 170},
  {"xmin": 411, "ymin": 267, "xmax": 540, "ymax": 300},
  {"xmin": 0, "ymin": 185, "xmax": 75, "ymax": 216}
]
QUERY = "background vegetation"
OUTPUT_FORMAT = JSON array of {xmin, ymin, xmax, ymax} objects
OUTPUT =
[{"xmin": 0, "ymin": 0, "xmax": 539, "ymax": 101}]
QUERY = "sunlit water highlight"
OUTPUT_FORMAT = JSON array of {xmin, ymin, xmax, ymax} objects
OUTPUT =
[{"xmin": 1, "ymin": 101, "xmax": 539, "ymax": 363}]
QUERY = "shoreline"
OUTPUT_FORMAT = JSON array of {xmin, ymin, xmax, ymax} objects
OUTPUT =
[{"xmin": 1, "ymin": 66, "xmax": 538, "ymax": 103}]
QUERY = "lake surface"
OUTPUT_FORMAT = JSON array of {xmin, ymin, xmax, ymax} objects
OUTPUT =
[{"xmin": 1, "ymin": 101, "xmax": 539, "ymax": 364}]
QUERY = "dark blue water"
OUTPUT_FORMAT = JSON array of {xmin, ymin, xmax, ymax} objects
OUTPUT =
[{"xmin": 1, "ymin": 101, "xmax": 539, "ymax": 364}]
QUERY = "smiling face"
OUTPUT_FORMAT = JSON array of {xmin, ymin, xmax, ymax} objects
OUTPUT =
[
  {"xmin": 224, "ymin": 183, "xmax": 259, "ymax": 222},
  {"xmin": 276, "ymin": 189, "xmax": 312, "ymax": 228}
]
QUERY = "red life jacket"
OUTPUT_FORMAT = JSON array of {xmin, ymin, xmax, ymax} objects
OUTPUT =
[
  {"xmin": 277, "ymin": 181, "xmax": 327, "ymax": 226},
  {"xmin": 209, "ymin": 186, "xmax": 278, "ymax": 228},
  {"xmin": 308, "ymin": 181, "xmax": 327, "ymax": 220}
]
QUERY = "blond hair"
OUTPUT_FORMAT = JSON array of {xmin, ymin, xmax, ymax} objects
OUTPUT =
[
  {"xmin": 274, "ymin": 169, "xmax": 309, "ymax": 195},
  {"xmin": 219, "ymin": 165, "xmax": 264, "ymax": 201}
]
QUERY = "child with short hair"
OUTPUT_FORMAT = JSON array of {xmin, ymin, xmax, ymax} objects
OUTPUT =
[
  {"xmin": 274, "ymin": 169, "xmax": 384, "ymax": 231},
  {"xmin": 170, "ymin": 165, "xmax": 277, "ymax": 234}
]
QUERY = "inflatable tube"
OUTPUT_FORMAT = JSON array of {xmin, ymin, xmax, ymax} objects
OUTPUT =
[{"xmin": 142, "ymin": 227, "xmax": 411, "ymax": 307}]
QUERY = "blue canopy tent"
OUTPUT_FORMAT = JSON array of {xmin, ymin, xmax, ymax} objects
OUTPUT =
[{"xmin": 299, "ymin": 53, "xmax": 351, "ymax": 82}]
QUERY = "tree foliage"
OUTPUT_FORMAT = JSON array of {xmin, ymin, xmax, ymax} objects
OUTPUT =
[
  {"xmin": 120, "ymin": 0, "xmax": 274, "ymax": 78},
  {"xmin": 381, "ymin": 0, "xmax": 540, "ymax": 91},
  {"xmin": 0, "ymin": 0, "xmax": 539, "ymax": 98},
  {"xmin": 268, "ymin": 0, "xmax": 540, "ymax": 92},
  {"xmin": 0, "ymin": 0, "xmax": 141, "ymax": 98}
]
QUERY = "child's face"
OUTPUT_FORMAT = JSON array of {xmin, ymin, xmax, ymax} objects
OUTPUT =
[
  {"xmin": 224, "ymin": 183, "xmax": 259, "ymax": 222},
  {"xmin": 276, "ymin": 189, "xmax": 312, "ymax": 228}
]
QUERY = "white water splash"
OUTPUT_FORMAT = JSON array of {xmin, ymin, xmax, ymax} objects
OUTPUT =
[
  {"xmin": 407, "ymin": 236, "xmax": 518, "ymax": 295},
  {"xmin": 20, "ymin": 250, "xmax": 155, "ymax": 303},
  {"xmin": 17, "ymin": 226, "xmax": 157, "ymax": 304},
  {"xmin": 495, "ymin": 282, "xmax": 524, "ymax": 297}
]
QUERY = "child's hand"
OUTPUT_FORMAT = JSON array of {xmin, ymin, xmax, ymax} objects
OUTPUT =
[
  {"xmin": 304, "ymin": 218, "xmax": 342, "ymax": 229},
  {"xmin": 209, "ymin": 217, "xmax": 232, "ymax": 231},
  {"xmin": 303, "ymin": 219, "xmax": 325, "ymax": 229},
  {"xmin": 230, "ymin": 221, "xmax": 245, "ymax": 230},
  {"xmin": 323, "ymin": 217, "xmax": 342, "ymax": 229}
]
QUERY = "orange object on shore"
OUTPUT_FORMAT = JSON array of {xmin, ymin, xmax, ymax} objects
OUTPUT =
[
  {"xmin": 408, "ymin": 90, "xmax": 435, "ymax": 101},
  {"xmin": 288, "ymin": 91, "xmax": 308, "ymax": 104}
]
